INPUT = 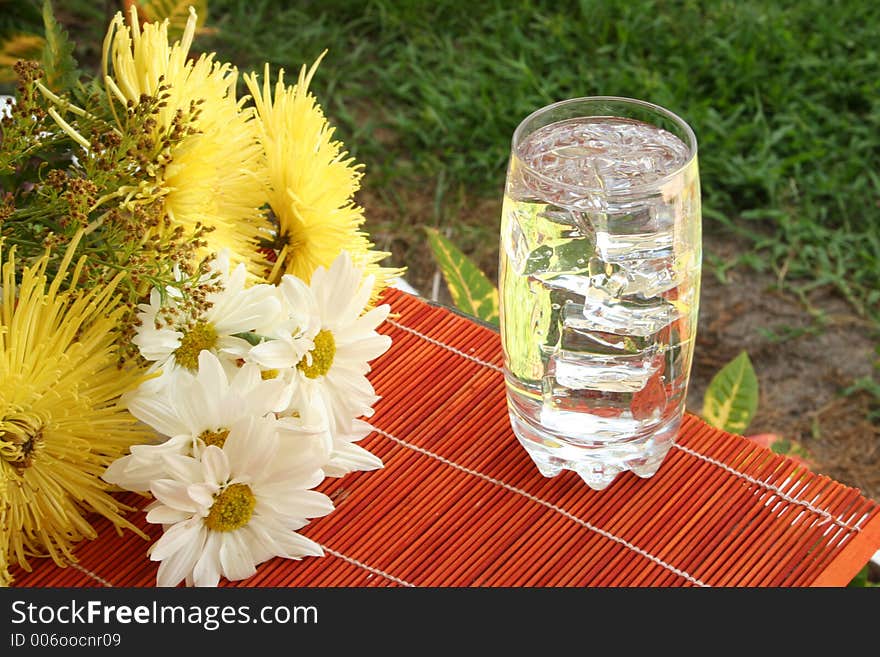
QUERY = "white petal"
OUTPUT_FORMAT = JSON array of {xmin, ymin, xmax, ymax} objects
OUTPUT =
[
  {"xmin": 186, "ymin": 376, "xmax": 226, "ymax": 426},
  {"xmin": 314, "ymin": 253, "xmax": 365, "ymax": 326},
  {"xmin": 336, "ymin": 334, "xmax": 392, "ymax": 363},
  {"xmin": 247, "ymin": 378, "xmax": 294, "ymax": 415},
  {"xmin": 261, "ymin": 457, "xmax": 326, "ymax": 489},
  {"xmin": 125, "ymin": 393, "xmax": 187, "ymax": 438},
  {"xmin": 358, "ymin": 303, "xmax": 391, "ymax": 332},
  {"xmin": 344, "ymin": 419, "xmax": 375, "ymax": 442},
  {"xmin": 101, "ymin": 455, "xmax": 138, "ymax": 488},
  {"xmin": 257, "ymin": 489, "xmax": 334, "ymax": 520},
  {"xmin": 215, "ymin": 291, "xmax": 282, "ymax": 335},
  {"xmin": 220, "ymin": 419, "xmax": 251, "ymax": 474},
  {"xmin": 232, "ymin": 417, "xmax": 279, "ymax": 476},
  {"xmin": 327, "ymin": 368, "xmax": 378, "ymax": 404},
  {"xmin": 161, "ymin": 451, "xmax": 202, "ymax": 484},
  {"xmin": 200, "ymin": 445, "xmax": 231, "ymax": 486},
  {"xmin": 319, "ymin": 371, "xmax": 378, "ymax": 432},
  {"xmin": 268, "ymin": 526, "xmax": 324, "ymax": 559},
  {"xmin": 219, "ymin": 531, "xmax": 258, "ymax": 582},
  {"xmin": 186, "ymin": 483, "xmax": 216, "ymax": 510},
  {"xmin": 294, "ymin": 420, "xmax": 334, "ymax": 453},
  {"xmin": 241, "ymin": 517, "xmax": 284, "ymax": 562},
  {"xmin": 262, "ymin": 436, "xmax": 329, "ymax": 486},
  {"xmin": 192, "ymin": 531, "xmax": 223, "ymax": 587},
  {"xmin": 102, "ymin": 435, "xmax": 192, "ymax": 493},
  {"xmin": 195, "ymin": 351, "xmax": 230, "ymax": 401},
  {"xmin": 216, "ymin": 336, "xmax": 255, "ymax": 361},
  {"xmin": 175, "ymin": 379, "xmax": 216, "ymax": 436},
  {"xmin": 333, "ymin": 304, "xmax": 390, "ymax": 342},
  {"xmin": 248, "ymin": 284, "xmax": 288, "ymax": 334},
  {"xmin": 133, "ymin": 327, "xmax": 182, "ymax": 362},
  {"xmin": 146, "ymin": 505, "xmax": 191, "ymax": 525},
  {"xmin": 229, "ymin": 362, "xmax": 261, "ymax": 396},
  {"xmin": 248, "ymin": 339, "xmax": 299, "ymax": 370},
  {"xmin": 128, "ymin": 364, "xmax": 179, "ymax": 399},
  {"xmin": 151, "ymin": 479, "xmax": 199, "ymax": 513},
  {"xmin": 150, "ymin": 518, "xmax": 203, "ymax": 562},
  {"xmin": 154, "ymin": 523, "xmax": 207, "ymax": 588},
  {"xmin": 279, "ymin": 275, "xmax": 319, "ymax": 319},
  {"xmin": 338, "ymin": 276, "xmax": 374, "ymax": 326},
  {"xmin": 325, "ymin": 442, "xmax": 384, "ymax": 477}
]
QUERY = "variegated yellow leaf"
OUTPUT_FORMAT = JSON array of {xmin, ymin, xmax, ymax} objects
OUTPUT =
[
  {"xmin": 702, "ymin": 350, "xmax": 759, "ymax": 434},
  {"xmin": 425, "ymin": 227, "xmax": 499, "ymax": 326}
]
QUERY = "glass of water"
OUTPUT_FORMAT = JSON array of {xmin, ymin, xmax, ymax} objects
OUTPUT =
[{"xmin": 499, "ymin": 96, "xmax": 701, "ymax": 490}]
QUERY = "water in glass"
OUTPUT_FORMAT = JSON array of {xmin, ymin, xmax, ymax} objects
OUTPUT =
[{"xmin": 500, "ymin": 104, "xmax": 701, "ymax": 490}]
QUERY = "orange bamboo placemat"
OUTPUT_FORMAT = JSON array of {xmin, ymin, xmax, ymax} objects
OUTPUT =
[{"xmin": 9, "ymin": 288, "xmax": 880, "ymax": 587}]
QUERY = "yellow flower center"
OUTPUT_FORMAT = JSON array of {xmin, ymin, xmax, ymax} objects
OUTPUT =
[
  {"xmin": 205, "ymin": 483, "xmax": 256, "ymax": 532},
  {"xmin": 0, "ymin": 425, "xmax": 43, "ymax": 470},
  {"xmin": 261, "ymin": 369, "xmax": 280, "ymax": 380},
  {"xmin": 174, "ymin": 321, "xmax": 218, "ymax": 371},
  {"xmin": 199, "ymin": 428, "xmax": 230, "ymax": 448},
  {"xmin": 297, "ymin": 329, "xmax": 335, "ymax": 379}
]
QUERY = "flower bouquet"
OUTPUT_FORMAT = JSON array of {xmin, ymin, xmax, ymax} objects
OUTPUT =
[{"xmin": 0, "ymin": 5, "xmax": 401, "ymax": 587}]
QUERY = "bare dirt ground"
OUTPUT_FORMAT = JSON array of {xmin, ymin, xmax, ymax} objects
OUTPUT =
[
  {"xmin": 363, "ymin": 190, "xmax": 880, "ymax": 504},
  {"xmin": 690, "ymin": 228, "xmax": 879, "ymax": 502}
]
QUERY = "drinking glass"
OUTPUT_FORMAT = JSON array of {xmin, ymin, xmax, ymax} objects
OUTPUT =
[{"xmin": 499, "ymin": 96, "xmax": 701, "ymax": 490}]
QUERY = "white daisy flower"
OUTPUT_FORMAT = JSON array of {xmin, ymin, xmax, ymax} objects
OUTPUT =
[
  {"xmin": 146, "ymin": 420, "xmax": 333, "ymax": 587},
  {"xmin": 132, "ymin": 251, "xmax": 282, "ymax": 378},
  {"xmin": 252, "ymin": 251, "xmax": 392, "ymax": 435},
  {"xmin": 245, "ymin": 272, "xmax": 318, "ymax": 379},
  {"xmin": 104, "ymin": 351, "xmax": 329, "ymax": 492},
  {"xmin": 275, "ymin": 385, "xmax": 382, "ymax": 478}
]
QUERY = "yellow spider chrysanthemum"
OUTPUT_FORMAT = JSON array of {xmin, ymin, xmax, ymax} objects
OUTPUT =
[
  {"xmin": 102, "ymin": 7, "xmax": 269, "ymax": 273},
  {"xmin": 0, "ymin": 243, "xmax": 152, "ymax": 586},
  {"xmin": 244, "ymin": 58, "xmax": 403, "ymax": 298}
]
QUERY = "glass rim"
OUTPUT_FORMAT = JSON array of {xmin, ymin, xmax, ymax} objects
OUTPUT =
[{"xmin": 511, "ymin": 95, "xmax": 699, "ymax": 196}]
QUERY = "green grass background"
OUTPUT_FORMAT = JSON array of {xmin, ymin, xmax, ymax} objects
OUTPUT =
[
  {"xmin": 195, "ymin": 0, "xmax": 880, "ymax": 323},
  {"xmin": 7, "ymin": 0, "xmax": 880, "ymax": 324}
]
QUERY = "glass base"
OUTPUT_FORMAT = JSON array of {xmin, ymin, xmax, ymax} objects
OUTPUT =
[{"xmin": 508, "ymin": 406, "xmax": 680, "ymax": 491}]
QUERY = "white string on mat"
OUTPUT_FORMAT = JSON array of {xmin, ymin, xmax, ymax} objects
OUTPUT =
[
  {"xmin": 70, "ymin": 562, "xmax": 113, "ymax": 587},
  {"xmin": 67, "ymin": 547, "xmax": 411, "ymax": 589},
  {"xmin": 320, "ymin": 544, "xmax": 416, "ymax": 587},
  {"xmin": 387, "ymin": 318, "xmax": 503, "ymax": 372},
  {"xmin": 372, "ymin": 426, "xmax": 709, "ymax": 587},
  {"xmin": 388, "ymin": 316, "xmax": 866, "ymax": 535},
  {"xmin": 672, "ymin": 443, "xmax": 865, "ymax": 533}
]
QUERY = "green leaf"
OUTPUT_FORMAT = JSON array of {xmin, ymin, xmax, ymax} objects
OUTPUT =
[
  {"xmin": 131, "ymin": 0, "xmax": 209, "ymax": 41},
  {"xmin": 231, "ymin": 331, "xmax": 268, "ymax": 347},
  {"xmin": 702, "ymin": 351, "xmax": 759, "ymax": 434},
  {"xmin": 425, "ymin": 227, "xmax": 499, "ymax": 326},
  {"xmin": 40, "ymin": 0, "xmax": 76, "ymax": 92},
  {"xmin": 847, "ymin": 564, "xmax": 879, "ymax": 587}
]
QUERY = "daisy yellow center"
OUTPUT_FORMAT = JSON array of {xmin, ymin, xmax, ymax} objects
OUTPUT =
[
  {"xmin": 297, "ymin": 329, "xmax": 336, "ymax": 379},
  {"xmin": 199, "ymin": 428, "xmax": 230, "ymax": 448},
  {"xmin": 174, "ymin": 321, "xmax": 218, "ymax": 371},
  {"xmin": 261, "ymin": 369, "xmax": 280, "ymax": 380},
  {"xmin": 205, "ymin": 483, "xmax": 256, "ymax": 532}
]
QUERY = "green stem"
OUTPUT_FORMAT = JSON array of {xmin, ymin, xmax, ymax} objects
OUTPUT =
[{"xmin": 231, "ymin": 332, "xmax": 272, "ymax": 347}]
